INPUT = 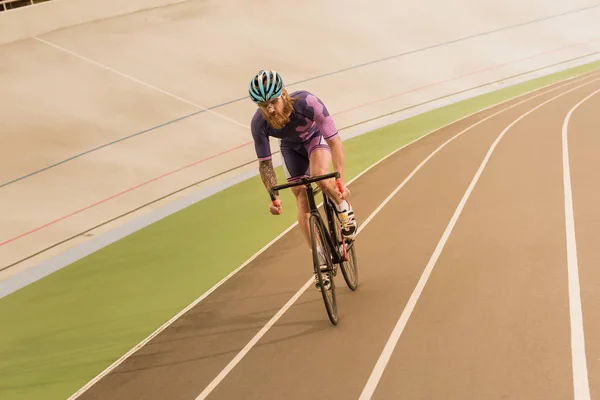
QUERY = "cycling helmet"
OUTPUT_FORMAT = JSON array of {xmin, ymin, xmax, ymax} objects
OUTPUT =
[{"xmin": 249, "ymin": 69, "xmax": 284, "ymax": 104}]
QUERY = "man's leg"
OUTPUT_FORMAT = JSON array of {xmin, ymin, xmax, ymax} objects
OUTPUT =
[
  {"xmin": 291, "ymin": 185, "xmax": 311, "ymax": 249},
  {"xmin": 309, "ymin": 145, "xmax": 358, "ymax": 240},
  {"xmin": 306, "ymin": 135, "xmax": 346, "ymax": 204},
  {"xmin": 280, "ymin": 141, "xmax": 313, "ymax": 249},
  {"xmin": 281, "ymin": 141, "xmax": 331, "ymax": 291}
]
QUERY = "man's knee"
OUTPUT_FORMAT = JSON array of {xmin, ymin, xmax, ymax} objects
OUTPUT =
[
  {"xmin": 311, "ymin": 164, "xmax": 328, "ymax": 177},
  {"xmin": 309, "ymin": 149, "xmax": 332, "ymax": 188},
  {"xmin": 292, "ymin": 186, "xmax": 310, "ymax": 213},
  {"xmin": 311, "ymin": 163, "xmax": 331, "ymax": 191},
  {"xmin": 291, "ymin": 186, "xmax": 305, "ymax": 197},
  {"xmin": 309, "ymin": 149, "xmax": 330, "ymax": 174}
]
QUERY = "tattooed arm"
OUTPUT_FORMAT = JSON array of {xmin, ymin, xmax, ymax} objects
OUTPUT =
[
  {"xmin": 259, "ymin": 159, "xmax": 278, "ymax": 196},
  {"xmin": 251, "ymin": 116, "xmax": 282, "ymax": 214},
  {"xmin": 259, "ymin": 159, "xmax": 283, "ymax": 215}
]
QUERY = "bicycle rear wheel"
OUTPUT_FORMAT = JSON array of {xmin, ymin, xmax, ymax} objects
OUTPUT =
[{"xmin": 310, "ymin": 213, "xmax": 338, "ymax": 325}]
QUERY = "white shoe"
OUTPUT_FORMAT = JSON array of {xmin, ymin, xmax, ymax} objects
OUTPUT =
[{"xmin": 336, "ymin": 201, "xmax": 357, "ymax": 240}]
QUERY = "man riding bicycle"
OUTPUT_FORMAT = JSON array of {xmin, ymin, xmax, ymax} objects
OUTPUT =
[{"xmin": 248, "ymin": 69, "xmax": 358, "ymax": 291}]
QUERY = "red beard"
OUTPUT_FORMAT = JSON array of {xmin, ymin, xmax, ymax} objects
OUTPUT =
[{"xmin": 265, "ymin": 111, "xmax": 291, "ymax": 129}]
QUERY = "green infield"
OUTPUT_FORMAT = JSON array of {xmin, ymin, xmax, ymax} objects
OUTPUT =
[{"xmin": 1, "ymin": 58, "xmax": 599, "ymax": 400}]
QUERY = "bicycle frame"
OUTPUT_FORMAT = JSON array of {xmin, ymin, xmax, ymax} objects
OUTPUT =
[
  {"xmin": 269, "ymin": 172, "xmax": 346, "ymax": 265},
  {"xmin": 270, "ymin": 172, "xmax": 359, "ymax": 324}
]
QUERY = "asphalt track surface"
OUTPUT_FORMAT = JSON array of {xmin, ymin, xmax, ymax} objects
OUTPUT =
[{"xmin": 72, "ymin": 70, "xmax": 600, "ymax": 399}]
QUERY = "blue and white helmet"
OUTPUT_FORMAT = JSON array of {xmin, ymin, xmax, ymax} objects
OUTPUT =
[{"xmin": 249, "ymin": 69, "xmax": 284, "ymax": 104}]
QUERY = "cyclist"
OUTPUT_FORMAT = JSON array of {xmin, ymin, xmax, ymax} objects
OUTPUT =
[{"xmin": 248, "ymin": 69, "xmax": 357, "ymax": 291}]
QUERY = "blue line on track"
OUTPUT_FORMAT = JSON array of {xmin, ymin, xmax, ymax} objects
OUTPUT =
[{"xmin": 3, "ymin": 4, "xmax": 598, "ymax": 189}]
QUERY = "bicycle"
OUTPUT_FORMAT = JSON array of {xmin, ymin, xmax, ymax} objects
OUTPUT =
[{"xmin": 269, "ymin": 172, "xmax": 359, "ymax": 325}]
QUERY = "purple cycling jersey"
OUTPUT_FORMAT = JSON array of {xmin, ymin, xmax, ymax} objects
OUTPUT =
[{"xmin": 250, "ymin": 90, "xmax": 338, "ymax": 161}]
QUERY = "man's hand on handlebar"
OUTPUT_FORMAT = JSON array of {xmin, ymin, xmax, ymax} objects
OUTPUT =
[{"xmin": 269, "ymin": 197, "xmax": 283, "ymax": 215}]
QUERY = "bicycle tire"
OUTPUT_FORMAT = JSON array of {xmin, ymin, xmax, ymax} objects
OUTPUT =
[
  {"xmin": 309, "ymin": 213, "xmax": 338, "ymax": 325},
  {"xmin": 340, "ymin": 240, "xmax": 358, "ymax": 291},
  {"xmin": 328, "ymin": 198, "xmax": 359, "ymax": 291}
]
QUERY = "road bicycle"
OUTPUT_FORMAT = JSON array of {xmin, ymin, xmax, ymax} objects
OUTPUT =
[{"xmin": 269, "ymin": 172, "xmax": 358, "ymax": 325}]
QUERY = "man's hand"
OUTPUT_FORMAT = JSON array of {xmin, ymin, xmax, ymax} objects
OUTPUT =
[
  {"xmin": 270, "ymin": 198, "xmax": 283, "ymax": 215},
  {"xmin": 336, "ymin": 178, "xmax": 350, "ymax": 200},
  {"xmin": 259, "ymin": 159, "xmax": 282, "ymax": 215}
]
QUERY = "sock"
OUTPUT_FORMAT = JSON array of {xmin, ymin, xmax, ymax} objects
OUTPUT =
[{"xmin": 335, "ymin": 200, "xmax": 348, "ymax": 213}]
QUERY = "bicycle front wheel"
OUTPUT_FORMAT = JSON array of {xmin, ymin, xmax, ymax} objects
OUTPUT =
[
  {"xmin": 310, "ymin": 213, "xmax": 338, "ymax": 325},
  {"xmin": 340, "ymin": 239, "xmax": 358, "ymax": 291},
  {"xmin": 328, "ymin": 198, "xmax": 359, "ymax": 291}
]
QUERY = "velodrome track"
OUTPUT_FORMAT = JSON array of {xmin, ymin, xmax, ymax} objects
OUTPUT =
[
  {"xmin": 68, "ymin": 69, "xmax": 600, "ymax": 400},
  {"xmin": 2, "ymin": 2, "xmax": 600, "ymax": 399},
  {"xmin": 2, "ymin": 0, "xmax": 600, "ymax": 279}
]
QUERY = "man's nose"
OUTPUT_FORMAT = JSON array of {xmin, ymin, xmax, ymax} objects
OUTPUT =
[{"xmin": 267, "ymin": 104, "xmax": 275, "ymax": 113}]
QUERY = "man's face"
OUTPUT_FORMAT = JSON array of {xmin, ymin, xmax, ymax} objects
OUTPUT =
[
  {"xmin": 260, "ymin": 93, "xmax": 284, "ymax": 114},
  {"xmin": 259, "ymin": 90, "xmax": 290, "ymax": 129}
]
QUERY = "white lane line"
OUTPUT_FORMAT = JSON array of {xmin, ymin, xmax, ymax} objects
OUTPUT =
[
  {"xmin": 357, "ymin": 76, "xmax": 600, "ymax": 400},
  {"xmin": 194, "ymin": 74, "xmax": 600, "ymax": 400},
  {"xmin": 33, "ymin": 36, "xmax": 250, "ymax": 129},
  {"xmin": 561, "ymin": 87, "xmax": 599, "ymax": 400},
  {"xmin": 67, "ymin": 71, "xmax": 598, "ymax": 400}
]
